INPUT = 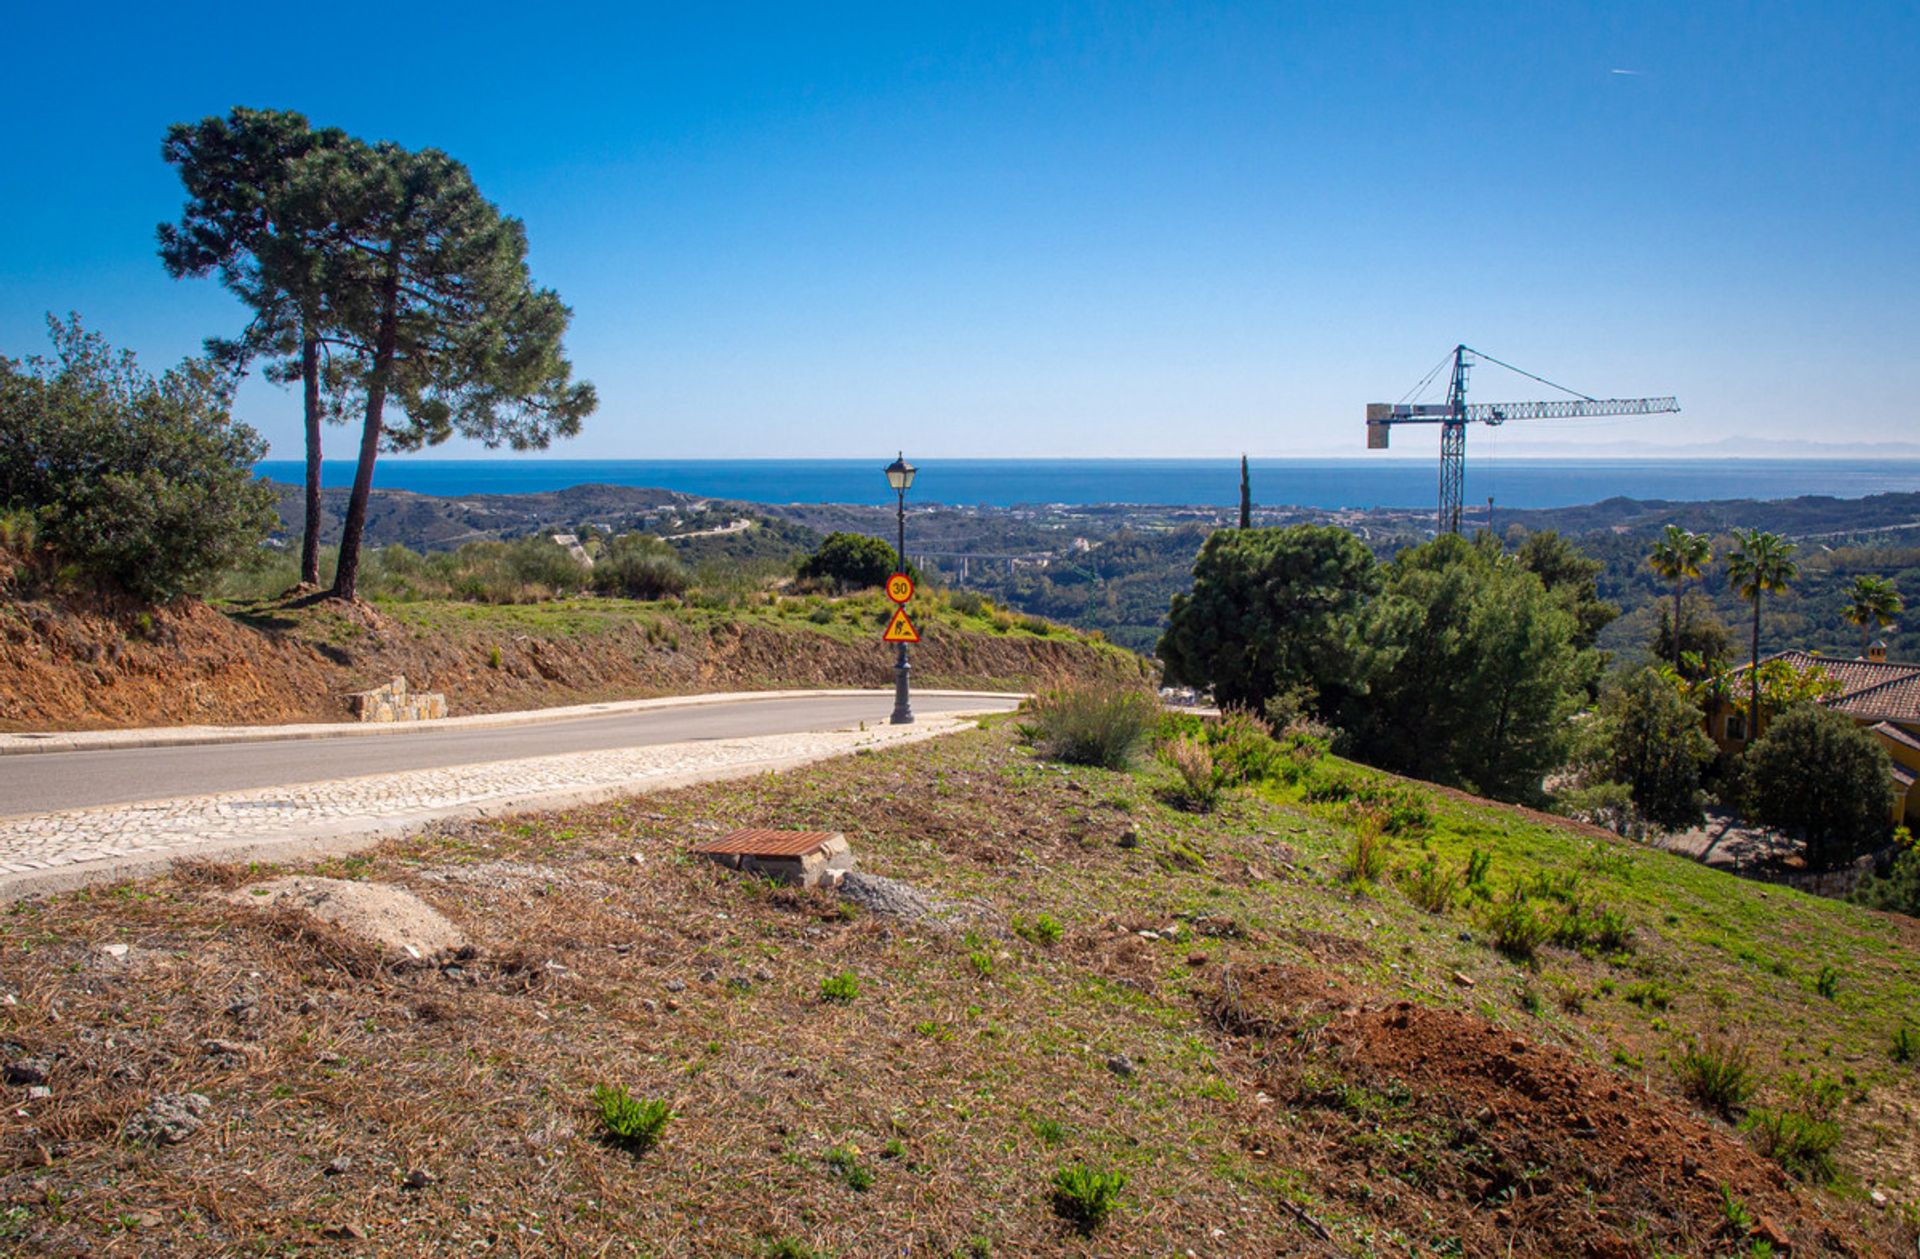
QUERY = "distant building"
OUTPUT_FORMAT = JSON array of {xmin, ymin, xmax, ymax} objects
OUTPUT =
[{"xmin": 1709, "ymin": 643, "xmax": 1920, "ymax": 825}]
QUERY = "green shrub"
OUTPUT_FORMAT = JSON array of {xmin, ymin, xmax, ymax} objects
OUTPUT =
[
  {"xmin": 1050, "ymin": 1163, "xmax": 1127, "ymax": 1233},
  {"xmin": 1465, "ymin": 848, "xmax": 1493, "ymax": 889},
  {"xmin": 1743, "ymin": 1107, "xmax": 1841, "ymax": 1183},
  {"xmin": 1625, "ymin": 980, "xmax": 1674, "ymax": 1011},
  {"xmin": 761, "ymin": 1237, "xmax": 832, "ymax": 1259},
  {"xmin": 1484, "ymin": 891, "xmax": 1552, "ymax": 962},
  {"xmin": 1893, "ymin": 1026, "xmax": 1915, "ymax": 1064},
  {"xmin": 819, "ymin": 971, "xmax": 861, "ymax": 1003},
  {"xmin": 1205, "ymin": 708, "xmax": 1280, "ymax": 783},
  {"xmin": 1815, "ymin": 966, "xmax": 1840, "ymax": 1000},
  {"xmin": 1343, "ymin": 809, "xmax": 1390, "ymax": 884},
  {"xmin": 798, "ymin": 532, "xmax": 905, "ymax": 591},
  {"xmin": 1743, "ymin": 705, "xmax": 1897, "ymax": 870},
  {"xmin": 591, "ymin": 534, "xmax": 690, "ymax": 599},
  {"xmin": 1851, "ymin": 828, "xmax": 1919, "ymax": 916},
  {"xmin": 1022, "ymin": 679, "xmax": 1159, "ymax": 769},
  {"xmin": 1677, "ymin": 1038, "xmax": 1757, "ymax": 1116},
  {"xmin": 590, "ymin": 1084, "xmax": 673, "ymax": 1152},
  {"xmin": 0, "ymin": 317, "xmax": 276, "ymax": 600},
  {"xmin": 1399, "ymin": 854, "xmax": 1461, "ymax": 913}
]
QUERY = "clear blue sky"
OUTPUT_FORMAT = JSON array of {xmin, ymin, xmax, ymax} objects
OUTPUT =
[{"xmin": 3, "ymin": 1, "xmax": 1915, "ymax": 460}]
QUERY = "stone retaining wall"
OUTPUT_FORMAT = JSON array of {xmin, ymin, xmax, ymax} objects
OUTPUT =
[{"xmin": 346, "ymin": 676, "xmax": 447, "ymax": 723}]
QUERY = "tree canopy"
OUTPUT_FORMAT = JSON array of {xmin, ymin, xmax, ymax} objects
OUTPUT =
[
  {"xmin": 798, "ymin": 532, "xmax": 907, "ymax": 591},
  {"xmin": 1741, "ymin": 703, "xmax": 1894, "ymax": 869},
  {"xmin": 1578, "ymin": 667, "xmax": 1717, "ymax": 829},
  {"xmin": 1157, "ymin": 525, "xmax": 1379, "ymax": 716}
]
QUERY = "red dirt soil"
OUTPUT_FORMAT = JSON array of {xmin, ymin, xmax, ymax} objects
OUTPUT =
[
  {"xmin": 0, "ymin": 595, "xmax": 1136, "ymax": 731},
  {"xmin": 1215, "ymin": 963, "xmax": 1888, "ymax": 1258}
]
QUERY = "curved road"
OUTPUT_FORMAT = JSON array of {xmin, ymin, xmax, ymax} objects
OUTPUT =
[{"xmin": 0, "ymin": 692, "xmax": 1018, "ymax": 818}]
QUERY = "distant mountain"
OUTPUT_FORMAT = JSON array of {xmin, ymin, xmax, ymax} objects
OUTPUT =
[{"xmin": 1293, "ymin": 435, "xmax": 1920, "ymax": 460}]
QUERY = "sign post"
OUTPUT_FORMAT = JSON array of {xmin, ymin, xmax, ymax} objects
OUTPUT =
[{"xmin": 883, "ymin": 454, "xmax": 917, "ymax": 725}]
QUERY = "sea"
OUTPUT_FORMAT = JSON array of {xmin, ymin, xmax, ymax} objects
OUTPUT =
[{"xmin": 253, "ymin": 458, "xmax": 1920, "ymax": 512}]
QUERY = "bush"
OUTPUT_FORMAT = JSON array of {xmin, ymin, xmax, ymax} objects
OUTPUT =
[
  {"xmin": 1578, "ymin": 667, "xmax": 1717, "ymax": 829},
  {"xmin": 1013, "ymin": 913, "xmax": 1064, "ymax": 946},
  {"xmin": 1484, "ymin": 891, "xmax": 1553, "ymax": 962},
  {"xmin": 1022, "ymin": 679, "xmax": 1159, "ymax": 769},
  {"xmin": 1206, "ymin": 708, "xmax": 1280, "ymax": 784},
  {"xmin": 1051, "ymin": 1163, "xmax": 1127, "ymax": 1233},
  {"xmin": 1399, "ymin": 854, "xmax": 1462, "ymax": 913},
  {"xmin": 1743, "ymin": 1107, "xmax": 1841, "ymax": 1183},
  {"xmin": 1677, "ymin": 1038, "xmax": 1757, "ymax": 1116},
  {"xmin": 590, "ymin": 1084, "xmax": 672, "ymax": 1152},
  {"xmin": 1160, "ymin": 736, "xmax": 1222, "ymax": 810},
  {"xmin": 1852, "ymin": 828, "xmax": 1920, "ymax": 916},
  {"xmin": 591, "ymin": 534, "xmax": 690, "ymax": 600},
  {"xmin": 824, "ymin": 1145, "xmax": 873, "ymax": 1191},
  {"xmin": 1343, "ymin": 809, "xmax": 1390, "ymax": 884},
  {"xmin": 1742, "ymin": 704, "xmax": 1896, "ymax": 869},
  {"xmin": 798, "ymin": 532, "xmax": 904, "ymax": 591},
  {"xmin": 0, "ymin": 316, "xmax": 276, "ymax": 600}
]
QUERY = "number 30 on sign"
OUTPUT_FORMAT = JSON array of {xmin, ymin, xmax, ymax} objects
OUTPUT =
[{"xmin": 886, "ymin": 572, "xmax": 914, "ymax": 603}]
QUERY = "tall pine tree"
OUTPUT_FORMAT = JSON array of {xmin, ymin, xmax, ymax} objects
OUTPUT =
[
  {"xmin": 1238, "ymin": 454, "xmax": 1251, "ymax": 528},
  {"xmin": 159, "ymin": 108, "xmax": 352, "ymax": 589}
]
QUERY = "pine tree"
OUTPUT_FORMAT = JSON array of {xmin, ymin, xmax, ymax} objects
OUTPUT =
[
  {"xmin": 159, "ymin": 108, "xmax": 352, "ymax": 589},
  {"xmin": 305, "ymin": 141, "xmax": 597, "ymax": 600}
]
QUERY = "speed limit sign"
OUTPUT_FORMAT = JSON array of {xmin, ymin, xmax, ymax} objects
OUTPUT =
[{"xmin": 886, "ymin": 572, "xmax": 914, "ymax": 604}]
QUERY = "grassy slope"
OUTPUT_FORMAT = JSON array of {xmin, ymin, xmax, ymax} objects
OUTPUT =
[{"xmin": 0, "ymin": 724, "xmax": 1914, "ymax": 1256}]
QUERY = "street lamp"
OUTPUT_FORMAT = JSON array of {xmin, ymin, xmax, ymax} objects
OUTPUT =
[{"xmin": 885, "ymin": 452, "xmax": 916, "ymax": 725}]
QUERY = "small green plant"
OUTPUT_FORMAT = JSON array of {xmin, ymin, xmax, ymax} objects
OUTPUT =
[
  {"xmin": 1014, "ymin": 913, "xmax": 1065, "ymax": 946},
  {"xmin": 1399, "ymin": 853, "xmax": 1461, "ymax": 913},
  {"xmin": 591, "ymin": 1084, "xmax": 673, "ymax": 1152},
  {"xmin": 1050, "ymin": 1163, "xmax": 1127, "ymax": 1233},
  {"xmin": 1743, "ymin": 1107, "xmax": 1842, "ymax": 1183},
  {"xmin": 1028, "ymin": 1116, "xmax": 1066, "ymax": 1146},
  {"xmin": 915, "ymin": 1019, "xmax": 953, "ymax": 1042},
  {"xmin": 1815, "ymin": 965, "xmax": 1840, "ymax": 1000},
  {"xmin": 819, "ymin": 971, "xmax": 861, "ymax": 1003},
  {"xmin": 881, "ymin": 1138, "xmax": 906, "ymax": 1160},
  {"xmin": 1893, "ymin": 1025, "xmax": 1916, "ymax": 1064},
  {"xmin": 487, "ymin": 644, "xmax": 503, "ymax": 669},
  {"xmin": 1484, "ymin": 890, "xmax": 1552, "ymax": 962},
  {"xmin": 968, "ymin": 950, "xmax": 996, "ymax": 979},
  {"xmin": 1677, "ymin": 1037, "xmax": 1757, "ymax": 1116},
  {"xmin": 1720, "ymin": 1183, "xmax": 1754, "ymax": 1231},
  {"xmin": 824, "ymin": 1145, "xmax": 874, "ymax": 1191},
  {"xmin": 1625, "ymin": 980, "xmax": 1674, "ymax": 1011},
  {"xmin": 1465, "ymin": 848, "xmax": 1493, "ymax": 890},
  {"xmin": 1343, "ymin": 808, "xmax": 1390, "ymax": 884},
  {"xmin": 761, "ymin": 1238, "xmax": 832, "ymax": 1259}
]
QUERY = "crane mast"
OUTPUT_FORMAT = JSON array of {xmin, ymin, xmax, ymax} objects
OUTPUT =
[{"xmin": 1366, "ymin": 345, "xmax": 1679, "ymax": 534}]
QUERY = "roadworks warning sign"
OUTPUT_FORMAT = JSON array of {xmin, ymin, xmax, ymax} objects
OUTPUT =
[{"xmin": 882, "ymin": 607, "xmax": 920, "ymax": 643}]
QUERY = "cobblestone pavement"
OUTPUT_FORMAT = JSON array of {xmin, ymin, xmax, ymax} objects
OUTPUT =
[{"xmin": 0, "ymin": 716, "xmax": 976, "ymax": 899}]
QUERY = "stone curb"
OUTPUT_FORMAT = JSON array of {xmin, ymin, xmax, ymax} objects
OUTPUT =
[
  {"xmin": 0, "ymin": 688, "xmax": 1026, "ymax": 757},
  {"xmin": 0, "ymin": 717, "xmax": 982, "ymax": 902}
]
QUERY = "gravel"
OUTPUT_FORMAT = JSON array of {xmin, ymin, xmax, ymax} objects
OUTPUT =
[{"xmin": 126, "ymin": 1092, "xmax": 213, "ymax": 1145}]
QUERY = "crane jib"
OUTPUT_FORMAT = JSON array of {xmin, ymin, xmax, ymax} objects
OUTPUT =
[{"xmin": 1367, "ymin": 397, "xmax": 1681, "ymax": 424}]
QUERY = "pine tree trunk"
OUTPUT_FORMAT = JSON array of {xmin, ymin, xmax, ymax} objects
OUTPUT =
[
  {"xmin": 330, "ymin": 257, "xmax": 401, "ymax": 602},
  {"xmin": 299, "ymin": 329, "xmax": 323, "ymax": 588}
]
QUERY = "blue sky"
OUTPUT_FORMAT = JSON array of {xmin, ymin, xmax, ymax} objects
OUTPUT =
[{"xmin": 2, "ymin": 1, "xmax": 1915, "ymax": 460}]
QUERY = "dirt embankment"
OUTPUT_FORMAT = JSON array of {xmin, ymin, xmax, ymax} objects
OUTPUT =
[{"xmin": 0, "ymin": 595, "xmax": 1144, "ymax": 731}]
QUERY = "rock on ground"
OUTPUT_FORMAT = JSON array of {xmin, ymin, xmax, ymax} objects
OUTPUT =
[
  {"xmin": 125, "ymin": 1092, "xmax": 213, "ymax": 1145},
  {"xmin": 835, "ymin": 871, "xmax": 998, "ymax": 934},
  {"xmin": 224, "ymin": 876, "xmax": 467, "ymax": 962}
]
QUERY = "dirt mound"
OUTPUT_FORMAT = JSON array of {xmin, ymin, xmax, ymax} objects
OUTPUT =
[
  {"xmin": 0, "ymin": 592, "xmax": 1134, "ymax": 731},
  {"xmin": 1214, "ymin": 966, "xmax": 1884, "ymax": 1258},
  {"xmin": 225, "ymin": 877, "xmax": 468, "ymax": 963}
]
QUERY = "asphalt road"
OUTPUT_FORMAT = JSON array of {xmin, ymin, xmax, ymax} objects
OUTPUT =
[{"xmin": 0, "ymin": 692, "xmax": 1018, "ymax": 818}]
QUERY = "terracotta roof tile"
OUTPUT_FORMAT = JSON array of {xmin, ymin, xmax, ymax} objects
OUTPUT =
[
  {"xmin": 1835, "ymin": 673, "xmax": 1920, "ymax": 723},
  {"xmin": 1892, "ymin": 762, "xmax": 1916, "ymax": 791},
  {"xmin": 689, "ymin": 828, "xmax": 844, "ymax": 857}
]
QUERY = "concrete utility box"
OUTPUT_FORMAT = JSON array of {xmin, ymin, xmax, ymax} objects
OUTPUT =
[{"xmin": 690, "ymin": 829, "xmax": 855, "ymax": 888}]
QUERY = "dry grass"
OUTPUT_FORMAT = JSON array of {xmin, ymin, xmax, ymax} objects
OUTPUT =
[{"xmin": 0, "ymin": 724, "xmax": 1913, "ymax": 1256}]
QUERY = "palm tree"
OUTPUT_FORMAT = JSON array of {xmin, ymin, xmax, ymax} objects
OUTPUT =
[
  {"xmin": 1842, "ymin": 574, "xmax": 1903, "ymax": 655},
  {"xmin": 1646, "ymin": 525, "xmax": 1712, "ymax": 672},
  {"xmin": 1726, "ymin": 528, "xmax": 1798, "ymax": 738}
]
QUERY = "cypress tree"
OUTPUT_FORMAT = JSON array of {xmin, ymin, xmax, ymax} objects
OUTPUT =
[{"xmin": 1238, "ymin": 455, "xmax": 1251, "ymax": 528}]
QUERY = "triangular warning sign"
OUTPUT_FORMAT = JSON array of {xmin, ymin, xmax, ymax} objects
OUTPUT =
[{"xmin": 882, "ymin": 607, "xmax": 920, "ymax": 643}]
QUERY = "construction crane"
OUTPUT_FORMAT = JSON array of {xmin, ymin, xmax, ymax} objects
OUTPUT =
[{"xmin": 1366, "ymin": 345, "xmax": 1679, "ymax": 534}]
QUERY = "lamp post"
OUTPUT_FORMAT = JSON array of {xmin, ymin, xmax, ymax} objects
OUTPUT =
[{"xmin": 885, "ymin": 452, "xmax": 916, "ymax": 725}]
